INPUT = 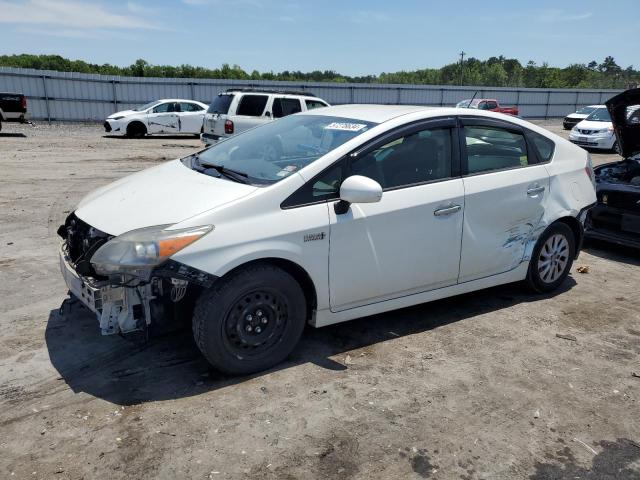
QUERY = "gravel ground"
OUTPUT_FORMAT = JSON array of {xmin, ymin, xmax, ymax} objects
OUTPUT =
[{"xmin": 0, "ymin": 120, "xmax": 638, "ymax": 480}]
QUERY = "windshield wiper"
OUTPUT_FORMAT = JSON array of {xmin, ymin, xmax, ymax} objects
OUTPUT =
[{"xmin": 198, "ymin": 160, "xmax": 250, "ymax": 185}]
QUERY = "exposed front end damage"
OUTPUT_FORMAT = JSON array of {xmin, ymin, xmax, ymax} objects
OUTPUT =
[{"xmin": 57, "ymin": 213, "xmax": 215, "ymax": 335}]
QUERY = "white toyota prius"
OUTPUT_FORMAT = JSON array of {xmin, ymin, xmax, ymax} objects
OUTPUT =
[{"xmin": 59, "ymin": 105, "xmax": 597, "ymax": 374}]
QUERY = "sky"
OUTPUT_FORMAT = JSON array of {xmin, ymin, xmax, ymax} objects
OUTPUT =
[{"xmin": 0, "ymin": 0, "xmax": 638, "ymax": 76}]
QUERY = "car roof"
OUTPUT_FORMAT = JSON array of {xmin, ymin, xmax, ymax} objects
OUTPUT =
[
  {"xmin": 298, "ymin": 104, "xmax": 439, "ymax": 123},
  {"xmin": 156, "ymin": 99, "xmax": 206, "ymax": 104}
]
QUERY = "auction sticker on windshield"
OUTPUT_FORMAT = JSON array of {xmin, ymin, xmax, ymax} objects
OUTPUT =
[{"xmin": 324, "ymin": 122, "xmax": 368, "ymax": 132}]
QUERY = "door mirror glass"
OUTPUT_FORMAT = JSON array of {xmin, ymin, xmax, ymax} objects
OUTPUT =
[{"xmin": 339, "ymin": 175, "xmax": 383, "ymax": 204}]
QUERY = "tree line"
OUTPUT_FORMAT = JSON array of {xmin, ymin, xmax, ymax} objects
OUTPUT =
[{"xmin": 1, "ymin": 54, "xmax": 637, "ymax": 89}]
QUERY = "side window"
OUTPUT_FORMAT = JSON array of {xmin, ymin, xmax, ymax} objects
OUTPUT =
[
  {"xmin": 529, "ymin": 131, "xmax": 555, "ymax": 163},
  {"xmin": 626, "ymin": 105, "xmax": 640, "ymax": 125},
  {"xmin": 153, "ymin": 103, "xmax": 171, "ymax": 113},
  {"xmin": 477, "ymin": 102, "xmax": 488, "ymax": 110},
  {"xmin": 464, "ymin": 125, "xmax": 528, "ymax": 174},
  {"xmin": 486, "ymin": 101, "xmax": 498, "ymax": 110},
  {"xmin": 236, "ymin": 95, "xmax": 268, "ymax": 116},
  {"xmin": 273, "ymin": 98, "xmax": 302, "ymax": 118},
  {"xmin": 350, "ymin": 128, "xmax": 453, "ymax": 190},
  {"xmin": 181, "ymin": 102, "xmax": 201, "ymax": 112},
  {"xmin": 306, "ymin": 100, "xmax": 328, "ymax": 110},
  {"xmin": 282, "ymin": 161, "xmax": 344, "ymax": 207}
]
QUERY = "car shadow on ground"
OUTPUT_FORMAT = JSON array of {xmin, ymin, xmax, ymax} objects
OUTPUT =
[
  {"xmin": 45, "ymin": 278, "xmax": 576, "ymax": 406},
  {"xmin": 0, "ymin": 132, "xmax": 27, "ymax": 138},
  {"xmin": 584, "ymin": 239, "xmax": 640, "ymax": 266},
  {"xmin": 103, "ymin": 135, "xmax": 200, "ymax": 140}
]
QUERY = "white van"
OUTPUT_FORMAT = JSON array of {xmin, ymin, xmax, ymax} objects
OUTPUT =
[{"xmin": 201, "ymin": 89, "xmax": 329, "ymax": 145}]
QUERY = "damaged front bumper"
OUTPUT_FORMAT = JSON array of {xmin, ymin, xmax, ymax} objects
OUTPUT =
[{"xmin": 59, "ymin": 244, "xmax": 152, "ymax": 335}]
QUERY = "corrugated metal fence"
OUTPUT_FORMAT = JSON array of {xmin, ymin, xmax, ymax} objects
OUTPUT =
[{"xmin": 0, "ymin": 66, "xmax": 623, "ymax": 122}]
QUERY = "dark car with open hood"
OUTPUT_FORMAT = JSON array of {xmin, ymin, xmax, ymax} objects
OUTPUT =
[{"xmin": 585, "ymin": 88, "xmax": 640, "ymax": 248}]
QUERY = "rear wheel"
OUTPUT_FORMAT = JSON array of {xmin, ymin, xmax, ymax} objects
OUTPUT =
[
  {"xmin": 193, "ymin": 265, "xmax": 306, "ymax": 375},
  {"xmin": 526, "ymin": 223, "xmax": 575, "ymax": 293},
  {"xmin": 126, "ymin": 121, "xmax": 147, "ymax": 138}
]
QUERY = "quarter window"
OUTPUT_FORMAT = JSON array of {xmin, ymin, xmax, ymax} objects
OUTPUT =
[
  {"xmin": 464, "ymin": 126, "xmax": 528, "ymax": 174},
  {"xmin": 236, "ymin": 95, "xmax": 268, "ymax": 116},
  {"xmin": 282, "ymin": 161, "xmax": 345, "ymax": 207},
  {"xmin": 306, "ymin": 100, "xmax": 328, "ymax": 110},
  {"xmin": 351, "ymin": 128, "xmax": 453, "ymax": 189},
  {"xmin": 272, "ymin": 98, "xmax": 302, "ymax": 118},
  {"xmin": 529, "ymin": 131, "xmax": 555, "ymax": 162}
]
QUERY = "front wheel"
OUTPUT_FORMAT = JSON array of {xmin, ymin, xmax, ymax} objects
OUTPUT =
[
  {"xmin": 526, "ymin": 223, "xmax": 575, "ymax": 293},
  {"xmin": 192, "ymin": 265, "xmax": 306, "ymax": 375},
  {"xmin": 613, "ymin": 141, "xmax": 621, "ymax": 155}
]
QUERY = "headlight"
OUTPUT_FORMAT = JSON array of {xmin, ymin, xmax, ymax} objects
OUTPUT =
[
  {"xmin": 90, "ymin": 224, "xmax": 213, "ymax": 276},
  {"xmin": 110, "ymin": 116, "xmax": 125, "ymax": 121}
]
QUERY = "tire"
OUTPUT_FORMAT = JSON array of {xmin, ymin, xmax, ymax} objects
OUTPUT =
[
  {"xmin": 193, "ymin": 264, "xmax": 306, "ymax": 375},
  {"xmin": 613, "ymin": 141, "xmax": 621, "ymax": 155},
  {"xmin": 126, "ymin": 121, "xmax": 147, "ymax": 138},
  {"xmin": 526, "ymin": 222, "xmax": 576, "ymax": 293}
]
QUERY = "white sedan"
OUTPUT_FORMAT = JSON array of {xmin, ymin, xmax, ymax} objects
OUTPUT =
[
  {"xmin": 569, "ymin": 106, "xmax": 619, "ymax": 153},
  {"xmin": 104, "ymin": 99, "xmax": 208, "ymax": 137},
  {"xmin": 60, "ymin": 105, "xmax": 596, "ymax": 374}
]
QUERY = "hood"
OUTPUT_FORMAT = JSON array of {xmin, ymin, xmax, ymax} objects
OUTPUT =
[
  {"xmin": 566, "ymin": 113, "xmax": 588, "ymax": 119},
  {"xmin": 574, "ymin": 119, "xmax": 612, "ymax": 131},
  {"xmin": 606, "ymin": 88, "xmax": 640, "ymax": 158},
  {"xmin": 75, "ymin": 159, "xmax": 257, "ymax": 235},
  {"xmin": 107, "ymin": 110, "xmax": 138, "ymax": 119}
]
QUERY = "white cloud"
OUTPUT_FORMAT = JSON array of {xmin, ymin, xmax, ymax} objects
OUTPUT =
[
  {"xmin": 537, "ymin": 9, "xmax": 593, "ymax": 23},
  {"xmin": 0, "ymin": 0, "xmax": 161, "ymax": 29}
]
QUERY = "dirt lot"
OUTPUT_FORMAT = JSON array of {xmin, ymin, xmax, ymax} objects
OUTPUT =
[{"xmin": 0, "ymin": 120, "xmax": 638, "ymax": 480}]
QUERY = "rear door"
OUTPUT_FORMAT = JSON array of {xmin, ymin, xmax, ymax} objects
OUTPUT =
[
  {"xmin": 458, "ymin": 117, "xmax": 550, "ymax": 282},
  {"xmin": 147, "ymin": 102, "xmax": 180, "ymax": 134},
  {"xmin": 178, "ymin": 102, "xmax": 205, "ymax": 134},
  {"xmin": 205, "ymin": 94, "xmax": 234, "ymax": 137}
]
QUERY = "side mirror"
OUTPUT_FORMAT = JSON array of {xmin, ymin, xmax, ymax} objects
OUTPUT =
[
  {"xmin": 335, "ymin": 175, "xmax": 382, "ymax": 214},
  {"xmin": 265, "ymin": 111, "xmax": 271, "ymax": 118}
]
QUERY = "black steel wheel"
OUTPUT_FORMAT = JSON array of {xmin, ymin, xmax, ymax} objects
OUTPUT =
[
  {"xmin": 193, "ymin": 264, "xmax": 306, "ymax": 375},
  {"xmin": 126, "ymin": 121, "xmax": 147, "ymax": 138}
]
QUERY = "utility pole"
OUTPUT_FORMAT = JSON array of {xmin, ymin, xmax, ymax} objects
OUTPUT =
[{"xmin": 459, "ymin": 51, "xmax": 466, "ymax": 85}]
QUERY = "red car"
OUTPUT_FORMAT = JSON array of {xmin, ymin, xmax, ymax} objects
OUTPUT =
[{"xmin": 456, "ymin": 98, "xmax": 519, "ymax": 116}]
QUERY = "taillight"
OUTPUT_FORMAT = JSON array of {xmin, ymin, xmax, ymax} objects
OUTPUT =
[
  {"xmin": 224, "ymin": 120, "xmax": 234, "ymax": 134},
  {"xmin": 21, "ymin": 96, "xmax": 27, "ymax": 110}
]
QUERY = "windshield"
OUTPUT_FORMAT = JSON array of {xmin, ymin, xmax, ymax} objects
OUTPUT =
[
  {"xmin": 576, "ymin": 106, "xmax": 597, "ymax": 115},
  {"xmin": 134, "ymin": 101, "xmax": 161, "ymax": 112},
  {"xmin": 187, "ymin": 114, "xmax": 377, "ymax": 185},
  {"xmin": 456, "ymin": 99, "xmax": 480, "ymax": 109},
  {"xmin": 585, "ymin": 108, "xmax": 611, "ymax": 122},
  {"xmin": 208, "ymin": 94, "xmax": 234, "ymax": 114}
]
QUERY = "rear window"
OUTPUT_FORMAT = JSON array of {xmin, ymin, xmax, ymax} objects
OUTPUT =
[
  {"xmin": 236, "ymin": 94, "xmax": 268, "ymax": 116},
  {"xmin": 207, "ymin": 94, "xmax": 234, "ymax": 114}
]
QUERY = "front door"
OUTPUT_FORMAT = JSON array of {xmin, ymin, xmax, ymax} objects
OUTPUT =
[
  {"xmin": 328, "ymin": 121, "xmax": 464, "ymax": 312},
  {"xmin": 458, "ymin": 118, "xmax": 550, "ymax": 282},
  {"xmin": 147, "ymin": 102, "xmax": 180, "ymax": 134}
]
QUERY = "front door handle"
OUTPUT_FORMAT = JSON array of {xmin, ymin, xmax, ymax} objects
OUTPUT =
[
  {"xmin": 434, "ymin": 204, "xmax": 462, "ymax": 216},
  {"xmin": 527, "ymin": 185, "xmax": 546, "ymax": 196}
]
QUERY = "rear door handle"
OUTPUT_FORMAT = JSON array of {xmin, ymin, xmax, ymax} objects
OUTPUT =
[
  {"xmin": 527, "ymin": 186, "xmax": 545, "ymax": 196},
  {"xmin": 434, "ymin": 204, "xmax": 462, "ymax": 216}
]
